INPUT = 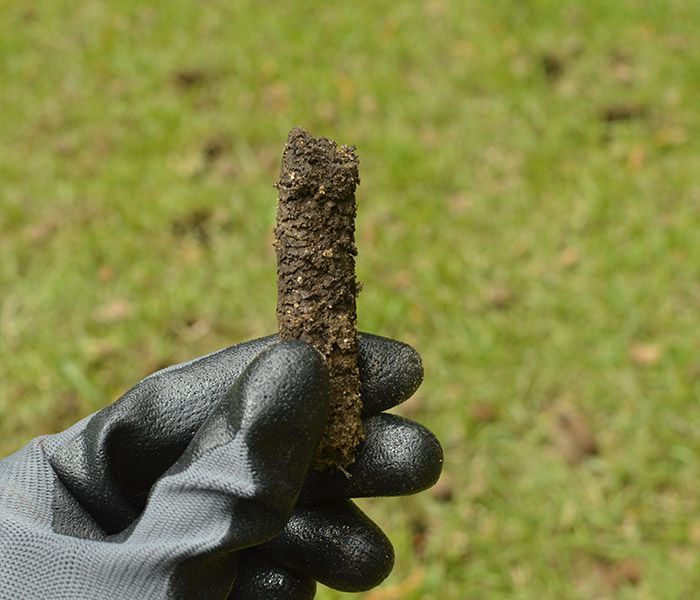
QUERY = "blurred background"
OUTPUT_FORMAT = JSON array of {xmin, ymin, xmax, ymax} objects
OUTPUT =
[{"xmin": 1, "ymin": 1, "xmax": 699, "ymax": 597}]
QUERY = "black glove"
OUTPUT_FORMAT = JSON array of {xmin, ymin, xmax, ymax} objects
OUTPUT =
[{"xmin": 0, "ymin": 334, "xmax": 442, "ymax": 599}]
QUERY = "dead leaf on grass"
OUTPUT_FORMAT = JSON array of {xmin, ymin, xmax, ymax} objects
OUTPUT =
[
  {"xmin": 610, "ymin": 52, "xmax": 635, "ymax": 85},
  {"xmin": 171, "ymin": 207, "xmax": 213, "ymax": 245},
  {"xmin": 429, "ymin": 472, "xmax": 454, "ymax": 503},
  {"xmin": 179, "ymin": 317, "xmax": 212, "ymax": 342},
  {"xmin": 551, "ymin": 406, "xmax": 598, "ymax": 464},
  {"xmin": 390, "ymin": 270, "xmax": 414, "ymax": 291},
  {"xmin": 559, "ymin": 246, "xmax": 580, "ymax": 269},
  {"xmin": 602, "ymin": 558, "xmax": 642, "ymax": 589},
  {"xmin": 262, "ymin": 81, "xmax": 289, "ymax": 112},
  {"xmin": 202, "ymin": 135, "xmax": 231, "ymax": 163},
  {"xmin": 630, "ymin": 342, "xmax": 662, "ymax": 367},
  {"xmin": 470, "ymin": 401, "xmax": 498, "ymax": 423},
  {"xmin": 173, "ymin": 68, "xmax": 208, "ymax": 89},
  {"xmin": 576, "ymin": 555, "xmax": 643, "ymax": 596},
  {"xmin": 93, "ymin": 298, "xmax": 133, "ymax": 323},
  {"xmin": 601, "ymin": 103, "xmax": 646, "ymax": 123},
  {"xmin": 447, "ymin": 192, "xmax": 472, "ymax": 215},
  {"xmin": 541, "ymin": 51, "xmax": 565, "ymax": 81},
  {"xmin": 408, "ymin": 514, "xmax": 428, "ymax": 558},
  {"xmin": 627, "ymin": 144, "xmax": 647, "ymax": 170},
  {"xmin": 484, "ymin": 284, "xmax": 514, "ymax": 310},
  {"xmin": 97, "ymin": 265, "xmax": 115, "ymax": 283},
  {"xmin": 395, "ymin": 393, "xmax": 425, "ymax": 417},
  {"xmin": 25, "ymin": 217, "xmax": 60, "ymax": 243}
]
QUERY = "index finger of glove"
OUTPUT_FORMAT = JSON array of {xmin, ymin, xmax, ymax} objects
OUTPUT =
[{"xmin": 358, "ymin": 333, "xmax": 423, "ymax": 416}]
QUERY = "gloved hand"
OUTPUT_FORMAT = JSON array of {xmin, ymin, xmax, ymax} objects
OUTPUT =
[{"xmin": 0, "ymin": 334, "xmax": 442, "ymax": 599}]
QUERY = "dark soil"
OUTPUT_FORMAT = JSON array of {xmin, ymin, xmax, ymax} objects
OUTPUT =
[{"xmin": 275, "ymin": 127, "xmax": 363, "ymax": 470}]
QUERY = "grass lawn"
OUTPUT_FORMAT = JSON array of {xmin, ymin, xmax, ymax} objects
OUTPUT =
[{"xmin": 2, "ymin": 0, "xmax": 699, "ymax": 597}]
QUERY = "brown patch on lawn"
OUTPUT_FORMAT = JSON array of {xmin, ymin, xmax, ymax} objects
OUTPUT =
[
  {"xmin": 600, "ymin": 103, "xmax": 647, "ymax": 123},
  {"xmin": 171, "ymin": 207, "xmax": 214, "ymax": 246},
  {"xmin": 541, "ymin": 52, "xmax": 565, "ymax": 81},
  {"xmin": 172, "ymin": 68, "xmax": 209, "ymax": 89},
  {"xmin": 470, "ymin": 401, "xmax": 498, "ymax": 423},
  {"xmin": 630, "ymin": 342, "xmax": 663, "ymax": 367},
  {"xmin": 550, "ymin": 405, "xmax": 598, "ymax": 464},
  {"xmin": 93, "ymin": 298, "xmax": 134, "ymax": 324},
  {"xmin": 429, "ymin": 472, "xmax": 455, "ymax": 503}
]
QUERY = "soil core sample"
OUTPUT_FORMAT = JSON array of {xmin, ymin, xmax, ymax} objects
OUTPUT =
[{"xmin": 275, "ymin": 127, "xmax": 363, "ymax": 470}]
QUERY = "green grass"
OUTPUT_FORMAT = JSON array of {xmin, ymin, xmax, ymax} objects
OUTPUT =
[{"xmin": 2, "ymin": 0, "xmax": 699, "ymax": 597}]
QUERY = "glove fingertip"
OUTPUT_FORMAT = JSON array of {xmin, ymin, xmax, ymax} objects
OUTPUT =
[
  {"xmin": 358, "ymin": 333, "xmax": 424, "ymax": 415},
  {"xmin": 231, "ymin": 551, "xmax": 317, "ymax": 600},
  {"xmin": 261, "ymin": 500, "xmax": 395, "ymax": 592}
]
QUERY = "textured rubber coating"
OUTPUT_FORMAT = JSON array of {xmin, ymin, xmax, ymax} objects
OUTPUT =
[
  {"xmin": 260, "ymin": 500, "xmax": 394, "ymax": 592},
  {"xmin": 231, "ymin": 551, "xmax": 316, "ymax": 600},
  {"xmin": 298, "ymin": 413, "xmax": 443, "ymax": 504}
]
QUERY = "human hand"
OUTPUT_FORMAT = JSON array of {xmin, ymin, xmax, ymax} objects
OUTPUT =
[{"xmin": 0, "ymin": 334, "xmax": 442, "ymax": 599}]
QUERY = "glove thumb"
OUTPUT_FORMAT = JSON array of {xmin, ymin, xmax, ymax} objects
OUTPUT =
[{"xmin": 125, "ymin": 340, "xmax": 329, "ymax": 549}]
